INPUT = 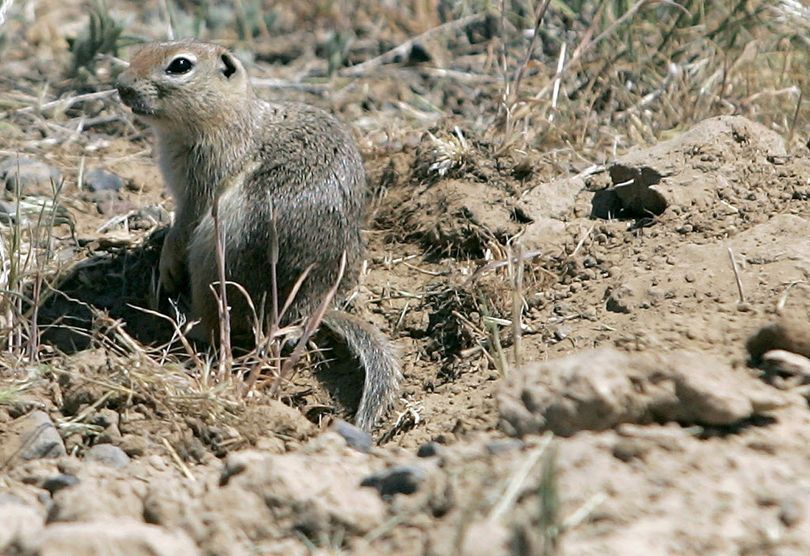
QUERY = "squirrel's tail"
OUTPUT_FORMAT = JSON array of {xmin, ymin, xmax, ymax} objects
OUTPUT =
[{"xmin": 322, "ymin": 310, "xmax": 402, "ymax": 431}]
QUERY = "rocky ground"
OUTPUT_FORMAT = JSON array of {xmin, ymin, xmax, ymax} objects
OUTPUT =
[{"xmin": 2, "ymin": 1, "xmax": 810, "ymax": 555}]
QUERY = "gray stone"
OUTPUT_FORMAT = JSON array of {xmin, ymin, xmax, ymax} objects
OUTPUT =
[
  {"xmin": 331, "ymin": 420, "xmax": 372, "ymax": 453},
  {"xmin": 83, "ymin": 168, "xmax": 124, "ymax": 192},
  {"xmin": 761, "ymin": 350, "xmax": 810, "ymax": 388},
  {"xmin": 129, "ymin": 205, "xmax": 171, "ymax": 230},
  {"xmin": 85, "ymin": 443, "xmax": 130, "ymax": 468},
  {"xmin": 42, "ymin": 474, "xmax": 80, "ymax": 495},
  {"xmin": 118, "ymin": 434, "xmax": 148, "ymax": 457},
  {"xmin": 0, "ymin": 411, "xmax": 66, "ymax": 465},
  {"xmin": 0, "ymin": 157, "xmax": 61, "ymax": 193}
]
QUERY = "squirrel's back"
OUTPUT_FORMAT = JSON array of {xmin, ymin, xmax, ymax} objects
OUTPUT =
[{"xmin": 212, "ymin": 100, "xmax": 367, "ymax": 325}]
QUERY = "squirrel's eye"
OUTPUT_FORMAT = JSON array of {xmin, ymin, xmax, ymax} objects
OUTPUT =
[{"xmin": 166, "ymin": 57, "xmax": 194, "ymax": 75}]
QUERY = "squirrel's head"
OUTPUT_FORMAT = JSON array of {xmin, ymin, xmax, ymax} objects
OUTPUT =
[{"xmin": 116, "ymin": 40, "xmax": 253, "ymax": 135}]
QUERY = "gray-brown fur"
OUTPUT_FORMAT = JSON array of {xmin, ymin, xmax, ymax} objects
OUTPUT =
[{"xmin": 116, "ymin": 39, "xmax": 400, "ymax": 430}]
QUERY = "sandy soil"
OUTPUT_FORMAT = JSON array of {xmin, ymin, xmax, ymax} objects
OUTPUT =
[{"xmin": 2, "ymin": 1, "xmax": 810, "ymax": 555}]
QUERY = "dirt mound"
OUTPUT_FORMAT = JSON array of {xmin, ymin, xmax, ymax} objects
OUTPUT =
[{"xmin": 499, "ymin": 347, "xmax": 787, "ymax": 436}]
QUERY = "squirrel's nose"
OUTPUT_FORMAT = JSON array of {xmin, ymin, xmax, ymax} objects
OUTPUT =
[
  {"xmin": 114, "ymin": 70, "xmax": 137, "ymax": 102},
  {"xmin": 115, "ymin": 83, "xmax": 138, "ymax": 107}
]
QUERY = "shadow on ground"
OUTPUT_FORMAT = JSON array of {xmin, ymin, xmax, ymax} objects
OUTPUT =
[
  {"xmin": 35, "ymin": 227, "xmax": 368, "ymax": 423},
  {"xmin": 37, "ymin": 227, "xmax": 177, "ymax": 353}
]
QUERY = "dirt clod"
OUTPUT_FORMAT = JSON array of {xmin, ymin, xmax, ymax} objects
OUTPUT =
[
  {"xmin": 747, "ymin": 316, "xmax": 810, "ymax": 363},
  {"xmin": 21, "ymin": 519, "xmax": 200, "ymax": 556},
  {"xmin": 499, "ymin": 348, "xmax": 787, "ymax": 437},
  {"xmin": 0, "ymin": 411, "xmax": 66, "ymax": 463}
]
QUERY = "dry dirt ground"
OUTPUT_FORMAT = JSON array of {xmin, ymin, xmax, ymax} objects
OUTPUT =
[{"xmin": 2, "ymin": 1, "xmax": 810, "ymax": 555}]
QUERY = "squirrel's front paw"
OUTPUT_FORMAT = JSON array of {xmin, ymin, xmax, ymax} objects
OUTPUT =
[{"xmin": 159, "ymin": 229, "xmax": 187, "ymax": 295}]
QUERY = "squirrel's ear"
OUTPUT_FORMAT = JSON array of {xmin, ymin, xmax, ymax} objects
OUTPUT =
[{"xmin": 220, "ymin": 53, "xmax": 238, "ymax": 79}]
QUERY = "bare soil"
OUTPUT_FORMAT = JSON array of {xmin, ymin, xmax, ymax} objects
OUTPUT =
[{"xmin": 2, "ymin": 1, "xmax": 810, "ymax": 555}]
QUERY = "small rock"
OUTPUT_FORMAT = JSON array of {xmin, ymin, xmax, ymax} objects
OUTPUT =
[
  {"xmin": 485, "ymin": 439, "xmax": 524, "ymax": 455},
  {"xmin": 760, "ymin": 349, "xmax": 810, "ymax": 387},
  {"xmin": 128, "ymin": 205, "xmax": 171, "ymax": 230},
  {"xmin": 49, "ymin": 476, "xmax": 145, "ymax": 523},
  {"xmin": 92, "ymin": 409, "xmax": 119, "ymax": 428},
  {"xmin": 0, "ymin": 156, "xmax": 61, "ymax": 194},
  {"xmin": 142, "ymin": 478, "xmax": 202, "ymax": 532},
  {"xmin": 95, "ymin": 424, "xmax": 122, "ymax": 445},
  {"xmin": 83, "ymin": 168, "xmax": 124, "ymax": 192},
  {"xmin": 670, "ymin": 359, "xmax": 755, "ymax": 425},
  {"xmin": 0, "ymin": 411, "xmax": 66, "ymax": 465},
  {"xmin": 42, "ymin": 474, "xmax": 80, "ymax": 495},
  {"xmin": 24, "ymin": 519, "xmax": 200, "ymax": 556},
  {"xmin": 86, "ymin": 189, "xmax": 136, "ymax": 216},
  {"xmin": 779, "ymin": 498, "xmax": 804, "ymax": 527},
  {"xmin": 361, "ymin": 465, "xmax": 426, "ymax": 497},
  {"xmin": 222, "ymin": 449, "xmax": 384, "ymax": 533},
  {"xmin": 85, "ymin": 444, "xmax": 130, "ymax": 468},
  {"xmin": 605, "ymin": 285, "xmax": 635, "ymax": 314},
  {"xmin": 612, "ymin": 438, "xmax": 649, "ymax": 462},
  {"xmin": 499, "ymin": 348, "xmax": 786, "ymax": 437},
  {"xmin": 118, "ymin": 434, "xmax": 149, "ymax": 457},
  {"xmin": 331, "ymin": 420, "xmax": 372, "ymax": 453},
  {"xmin": 747, "ymin": 316, "xmax": 810, "ymax": 362}
]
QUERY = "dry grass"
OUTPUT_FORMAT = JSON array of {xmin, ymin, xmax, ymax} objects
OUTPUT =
[{"xmin": 490, "ymin": 0, "xmax": 809, "ymax": 162}]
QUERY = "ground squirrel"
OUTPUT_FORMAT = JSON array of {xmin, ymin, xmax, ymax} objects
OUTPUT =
[{"xmin": 115, "ymin": 39, "xmax": 401, "ymax": 430}]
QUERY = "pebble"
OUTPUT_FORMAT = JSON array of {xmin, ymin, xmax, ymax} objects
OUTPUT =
[
  {"xmin": 779, "ymin": 498, "xmax": 804, "ymax": 527},
  {"xmin": 0, "ymin": 156, "xmax": 61, "ymax": 193},
  {"xmin": 42, "ymin": 474, "xmax": 80, "ymax": 495},
  {"xmin": 118, "ymin": 435, "xmax": 148, "ymax": 457},
  {"xmin": 85, "ymin": 443, "xmax": 130, "ymax": 468},
  {"xmin": 92, "ymin": 408, "xmax": 119, "ymax": 428},
  {"xmin": 129, "ymin": 205, "xmax": 171, "ymax": 230},
  {"xmin": 331, "ymin": 420, "xmax": 372, "ymax": 453},
  {"xmin": 0, "ymin": 411, "xmax": 66, "ymax": 463},
  {"xmin": 85, "ymin": 189, "xmax": 136, "ymax": 216},
  {"xmin": 83, "ymin": 168, "xmax": 124, "ymax": 192}
]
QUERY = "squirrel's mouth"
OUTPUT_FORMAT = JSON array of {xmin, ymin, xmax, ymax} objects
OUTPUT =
[{"xmin": 128, "ymin": 105, "xmax": 157, "ymax": 117}]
